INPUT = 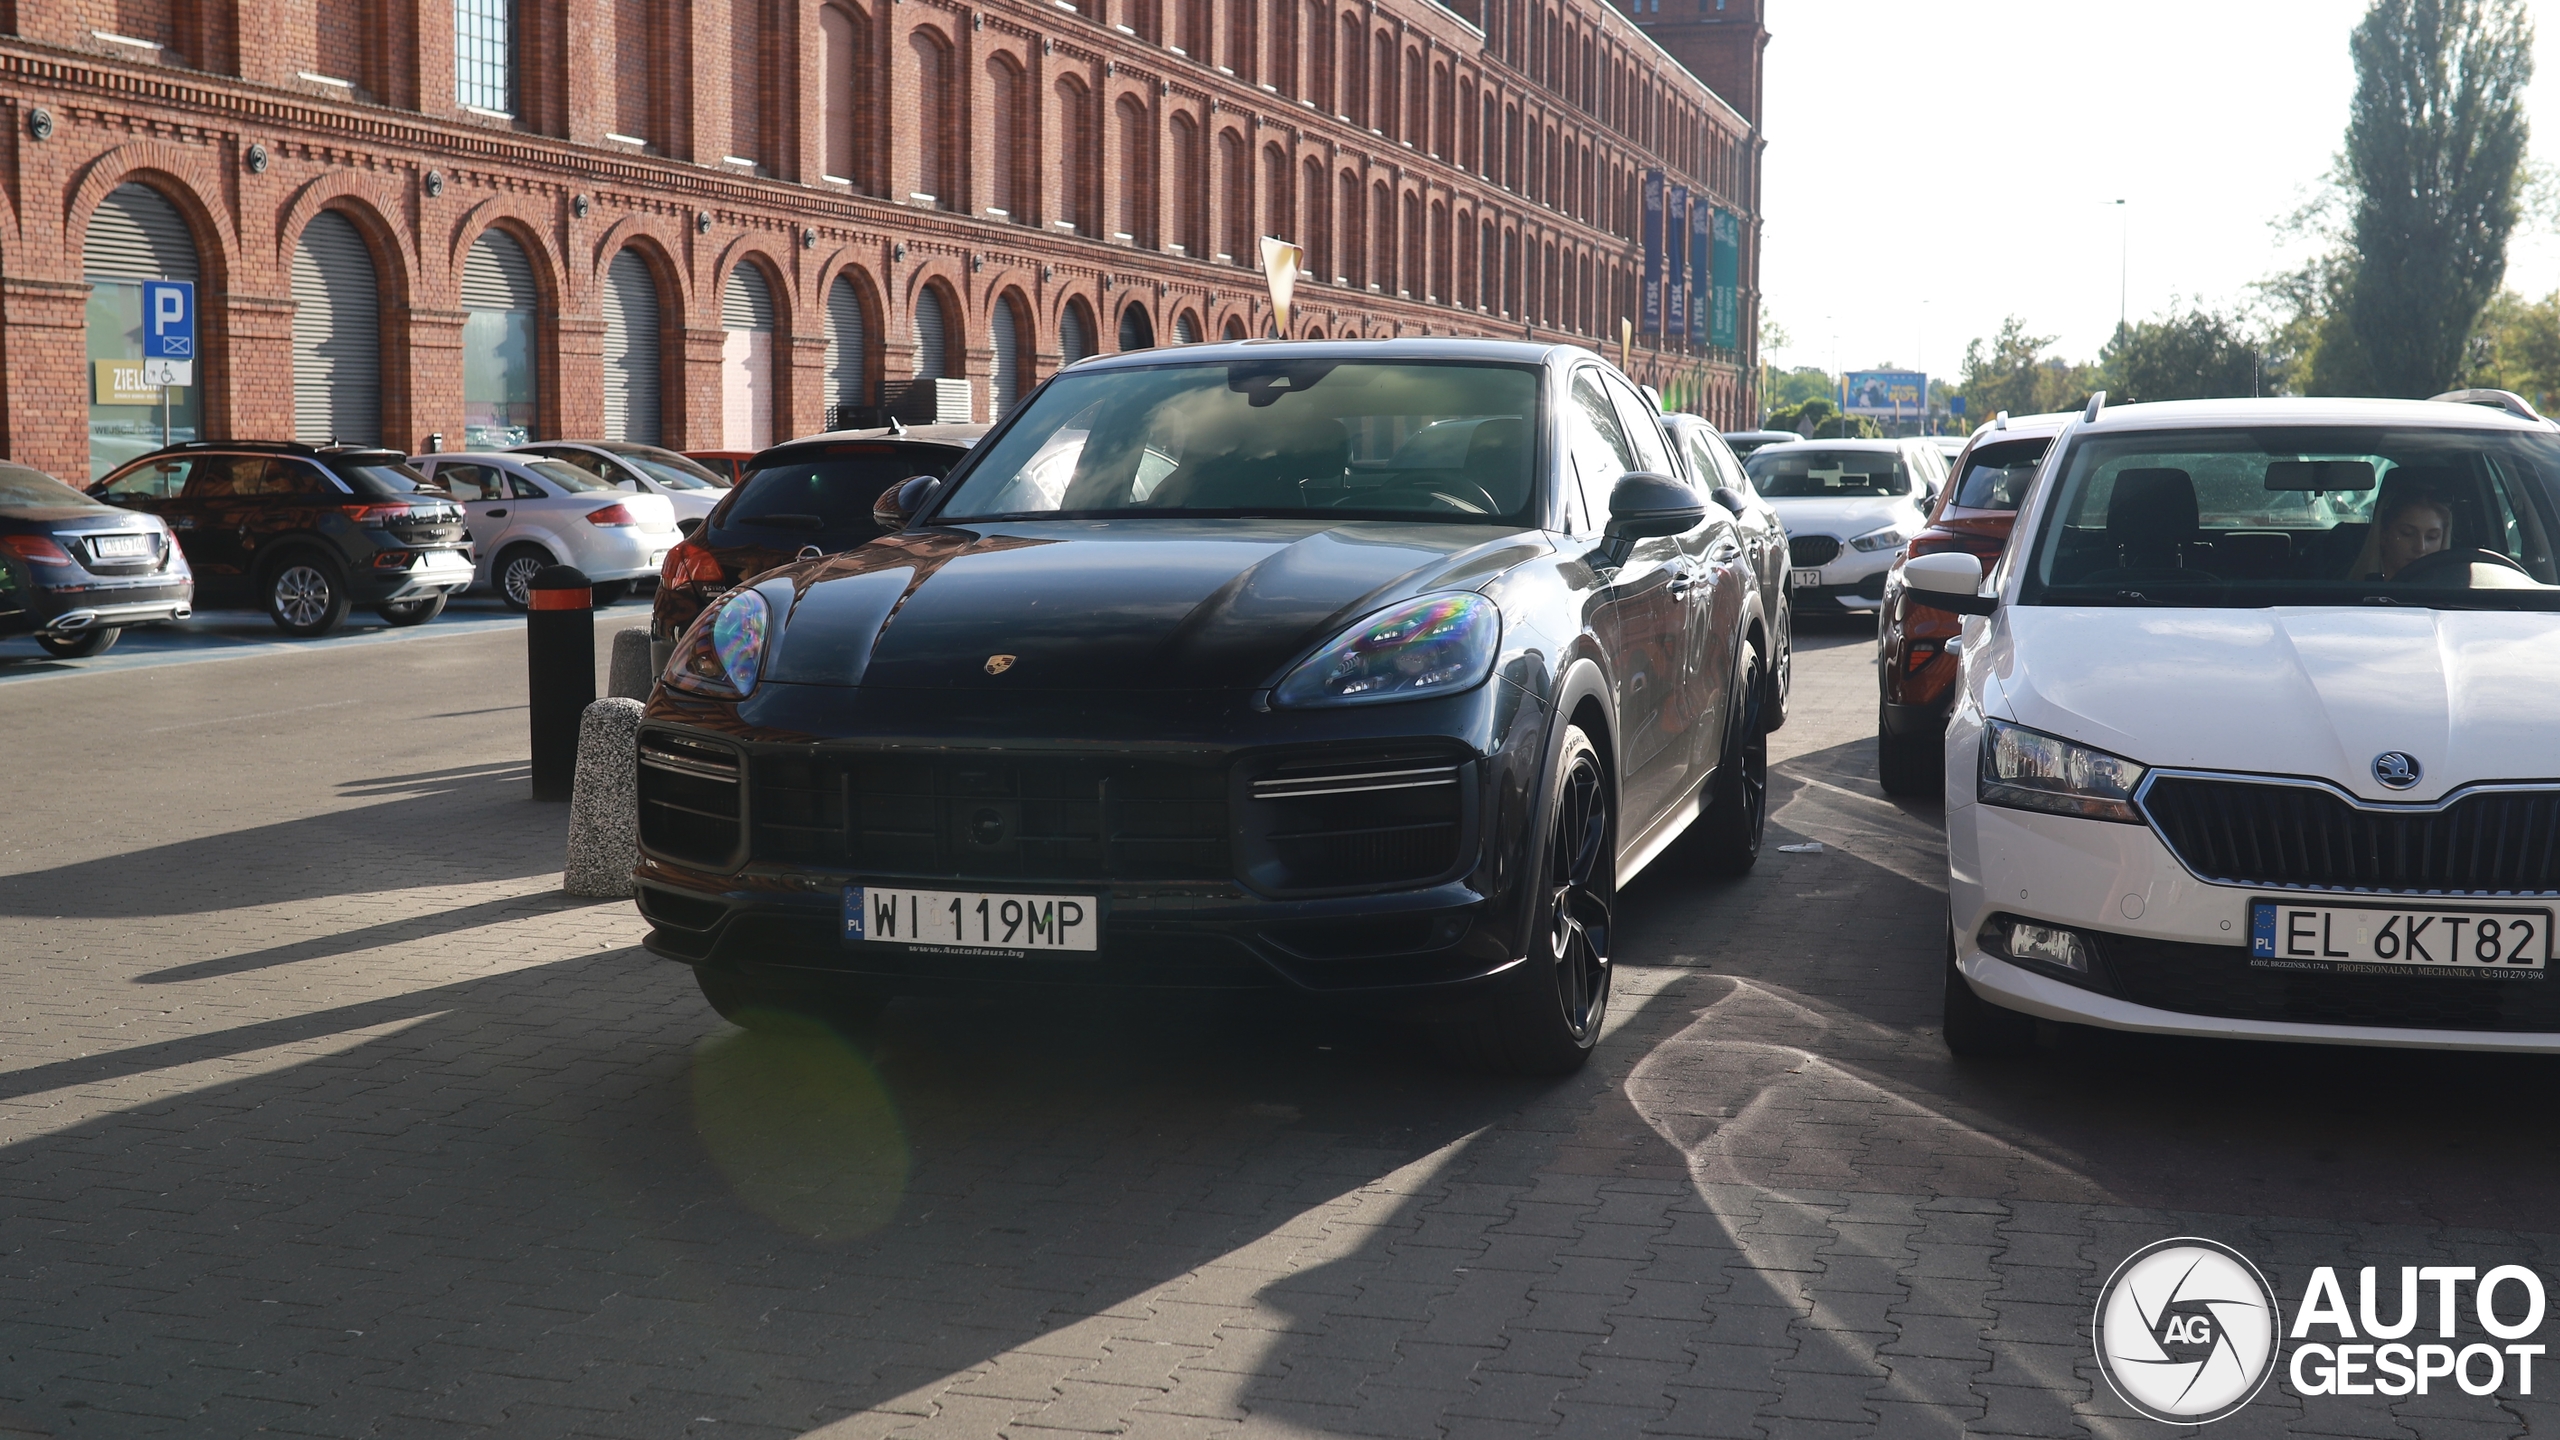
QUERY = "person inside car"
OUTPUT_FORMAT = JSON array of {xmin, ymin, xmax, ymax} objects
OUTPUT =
[{"xmin": 2348, "ymin": 478, "xmax": 2454, "ymax": 580}]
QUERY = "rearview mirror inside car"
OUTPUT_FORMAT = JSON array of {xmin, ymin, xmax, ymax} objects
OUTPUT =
[
  {"xmin": 2263, "ymin": 459, "xmax": 2377, "ymax": 491},
  {"xmin": 1903, "ymin": 550, "xmax": 1997, "ymax": 616},
  {"xmin": 872, "ymin": 474, "xmax": 943, "ymax": 533}
]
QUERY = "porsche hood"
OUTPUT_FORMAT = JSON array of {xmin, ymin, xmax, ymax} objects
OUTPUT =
[
  {"xmin": 1986, "ymin": 605, "xmax": 2560, "ymax": 805},
  {"xmin": 754, "ymin": 519, "xmax": 1543, "ymax": 693}
]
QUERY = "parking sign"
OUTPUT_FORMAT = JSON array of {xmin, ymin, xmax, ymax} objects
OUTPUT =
[{"xmin": 142, "ymin": 280, "xmax": 195, "ymax": 360}]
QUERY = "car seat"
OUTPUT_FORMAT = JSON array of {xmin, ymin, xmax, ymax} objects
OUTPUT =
[{"xmin": 2080, "ymin": 467, "xmax": 2217, "ymax": 584}]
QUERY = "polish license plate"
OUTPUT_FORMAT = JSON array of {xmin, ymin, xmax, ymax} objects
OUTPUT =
[
  {"xmin": 422, "ymin": 548, "xmax": 470, "ymax": 570},
  {"xmin": 2250, "ymin": 899, "xmax": 2550, "ymax": 974},
  {"xmin": 92, "ymin": 534, "xmax": 152, "ymax": 558},
  {"xmin": 845, "ymin": 885, "xmax": 1099, "ymax": 955},
  {"xmin": 1791, "ymin": 568, "xmax": 1823, "ymax": 590}
]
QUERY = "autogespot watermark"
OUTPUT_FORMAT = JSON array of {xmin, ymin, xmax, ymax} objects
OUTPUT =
[{"xmin": 2094, "ymin": 1238, "xmax": 2549, "ymax": 1425}]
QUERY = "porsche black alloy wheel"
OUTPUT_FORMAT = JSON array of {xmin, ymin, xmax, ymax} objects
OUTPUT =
[
  {"xmin": 1697, "ymin": 642, "xmax": 1769, "ymax": 874},
  {"xmin": 1448, "ymin": 723, "xmax": 1614, "ymax": 1076}
]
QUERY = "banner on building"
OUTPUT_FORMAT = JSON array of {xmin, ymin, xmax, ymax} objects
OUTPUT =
[
  {"xmin": 1665, "ymin": 185, "xmax": 1689, "ymax": 338},
  {"xmin": 1639, "ymin": 170, "xmax": 1664, "ymax": 335},
  {"xmin": 1688, "ymin": 201, "xmax": 1712, "ymax": 345},
  {"xmin": 1709, "ymin": 208, "xmax": 1742, "ymax": 351},
  {"xmin": 1845, "ymin": 370, "xmax": 1929, "ymax": 418}
]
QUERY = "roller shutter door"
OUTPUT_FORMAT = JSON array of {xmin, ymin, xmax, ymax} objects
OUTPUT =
[
  {"xmin": 84, "ymin": 184, "xmax": 200, "ymax": 282},
  {"xmin": 990, "ymin": 302, "xmax": 1021, "ymax": 416},
  {"xmin": 825, "ymin": 276, "xmax": 867, "ymax": 426},
  {"xmin": 1059, "ymin": 304, "xmax": 1092, "ymax": 366},
  {"xmin": 912, "ymin": 287, "xmax": 947, "ymax": 378},
  {"xmin": 602, "ymin": 249, "xmax": 661, "ymax": 445},
  {"xmin": 290, "ymin": 212, "xmax": 381, "ymax": 446},
  {"xmin": 720, "ymin": 265, "xmax": 775, "ymax": 451},
  {"xmin": 461, "ymin": 231, "xmax": 538, "ymax": 310}
]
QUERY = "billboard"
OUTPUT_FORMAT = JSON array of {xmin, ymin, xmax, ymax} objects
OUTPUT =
[
  {"xmin": 1639, "ymin": 170, "xmax": 1664, "ymax": 335},
  {"xmin": 1689, "ymin": 201, "xmax": 1712, "ymax": 345},
  {"xmin": 1665, "ymin": 185, "xmax": 1689, "ymax": 337},
  {"xmin": 1709, "ymin": 208, "xmax": 1741, "ymax": 351},
  {"xmin": 1846, "ymin": 370, "xmax": 1928, "ymax": 418}
]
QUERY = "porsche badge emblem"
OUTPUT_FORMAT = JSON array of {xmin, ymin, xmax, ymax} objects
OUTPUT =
[{"xmin": 984, "ymin": 654, "xmax": 1017, "ymax": 676}]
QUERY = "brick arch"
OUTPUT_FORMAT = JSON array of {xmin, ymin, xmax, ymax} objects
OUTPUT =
[
  {"xmin": 590, "ymin": 215, "xmax": 694, "ymax": 328},
  {"xmin": 449, "ymin": 198, "xmax": 564, "ymax": 309},
  {"xmin": 65, "ymin": 143, "xmax": 236, "ymax": 272},
  {"xmin": 710, "ymin": 238, "xmax": 796, "ymax": 336},
  {"xmin": 277, "ymin": 178, "xmax": 415, "ymax": 308},
  {"xmin": 902, "ymin": 262, "xmax": 969, "ymax": 377},
  {"xmin": 1053, "ymin": 289, "xmax": 1101, "ymax": 357},
  {"xmin": 971, "ymin": 263, "xmax": 1038, "ymax": 325}
]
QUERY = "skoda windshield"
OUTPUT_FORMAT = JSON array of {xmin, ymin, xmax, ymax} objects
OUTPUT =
[
  {"xmin": 2019, "ymin": 425, "xmax": 2560, "ymax": 610},
  {"xmin": 934, "ymin": 360, "xmax": 1541, "ymax": 524}
]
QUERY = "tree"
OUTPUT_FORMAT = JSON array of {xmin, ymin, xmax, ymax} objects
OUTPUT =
[
  {"xmin": 2099, "ymin": 309, "xmax": 2267, "ymax": 402},
  {"xmin": 1765, "ymin": 366, "xmax": 1834, "ymax": 411},
  {"xmin": 1957, "ymin": 317, "xmax": 2103, "ymax": 419},
  {"xmin": 2340, "ymin": 0, "xmax": 2535, "ymax": 396},
  {"xmin": 2459, "ymin": 289, "xmax": 2560, "ymax": 408}
]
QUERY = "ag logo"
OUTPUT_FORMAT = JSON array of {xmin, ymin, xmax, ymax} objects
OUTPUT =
[
  {"xmin": 2373, "ymin": 751, "xmax": 2422, "ymax": 790},
  {"xmin": 2094, "ymin": 1238, "xmax": 2281, "ymax": 1425}
]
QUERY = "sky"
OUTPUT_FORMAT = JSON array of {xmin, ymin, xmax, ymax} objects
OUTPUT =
[{"xmin": 1753, "ymin": 0, "xmax": 2560, "ymax": 383}]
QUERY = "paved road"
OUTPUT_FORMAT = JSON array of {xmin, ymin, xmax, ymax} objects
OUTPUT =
[
  {"xmin": 0, "ymin": 594, "xmax": 652, "ymax": 686},
  {"xmin": 2, "ymin": 617, "xmax": 2555, "ymax": 1439}
]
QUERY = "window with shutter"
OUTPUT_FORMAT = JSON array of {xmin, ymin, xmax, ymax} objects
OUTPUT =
[
  {"xmin": 825, "ymin": 275, "xmax": 869, "ymax": 426},
  {"xmin": 602, "ymin": 249, "xmax": 661, "ymax": 445},
  {"xmin": 291, "ymin": 212, "xmax": 382, "ymax": 446},
  {"xmin": 913, "ymin": 287, "xmax": 948, "ymax": 379},
  {"xmin": 462, "ymin": 230, "xmax": 540, "ymax": 447},
  {"xmin": 990, "ymin": 298, "xmax": 1022, "ymax": 416},
  {"xmin": 721, "ymin": 265, "xmax": 776, "ymax": 450},
  {"xmin": 83, "ymin": 184, "xmax": 204, "ymax": 479}
]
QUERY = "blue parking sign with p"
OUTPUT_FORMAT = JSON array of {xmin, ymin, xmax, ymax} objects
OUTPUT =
[{"xmin": 143, "ymin": 280, "xmax": 195, "ymax": 359}]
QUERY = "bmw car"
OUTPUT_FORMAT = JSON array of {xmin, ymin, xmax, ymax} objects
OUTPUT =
[
  {"xmin": 1908, "ymin": 391, "xmax": 2560, "ymax": 1055},
  {"xmin": 631, "ymin": 340, "xmax": 1783, "ymax": 1073}
]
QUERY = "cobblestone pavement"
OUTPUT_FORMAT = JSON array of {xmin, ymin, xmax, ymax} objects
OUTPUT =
[{"xmin": 3, "ymin": 617, "xmax": 2557, "ymax": 1439}]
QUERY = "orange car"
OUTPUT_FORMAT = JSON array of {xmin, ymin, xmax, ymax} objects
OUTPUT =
[
  {"xmin": 683, "ymin": 451, "xmax": 757, "ymax": 487},
  {"xmin": 1874, "ymin": 412, "xmax": 2069, "ymax": 794}
]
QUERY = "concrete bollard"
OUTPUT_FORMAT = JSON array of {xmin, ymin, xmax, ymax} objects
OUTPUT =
[
  {"xmin": 564, "ymin": 697, "xmax": 645, "ymax": 898},
  {"xmin": 607, "ymin": 626, "xmax": 656, "ymax": 701}
]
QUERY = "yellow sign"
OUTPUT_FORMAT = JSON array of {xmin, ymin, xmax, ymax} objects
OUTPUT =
[{"xmin": 94, "ymin": 360, "xmax": 165, "ymax": 406}]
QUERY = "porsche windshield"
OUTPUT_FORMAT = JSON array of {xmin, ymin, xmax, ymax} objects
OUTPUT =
[
  {"xmin": 2022, "ymin": 425, "xmax": 2560, "ymax": 609},
  {"xmin": 936, "ymin": 360, "xmax": 1541, "ymax": 523}
]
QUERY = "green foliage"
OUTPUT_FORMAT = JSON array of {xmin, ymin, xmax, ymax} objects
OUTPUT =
[
  {"xmin": 1765, "ymin": 366, "xmax": 1835, "ymax": 410},
  {"xmin": 2459, "ymin": 289, "xmax": 2560, "ymax": 408},
  {"xmin": 2099, "ymin": 310, "xmax": 2268, "ymax": 402},
  {"xmin": 1761, "ymin": 396, "xmax": 1883, "ymax": 439},
  {"xmin": 2340, "ymin": 0, "xmax": 2535, "ymax": 396},
  {"xmin": 1956, "ymin": 318, "xmax": 2104, "ymax": 420}
]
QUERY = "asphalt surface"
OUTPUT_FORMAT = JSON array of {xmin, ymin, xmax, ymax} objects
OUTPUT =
[{"xmin": 1, "ymin": 614, "xmax": 2555, "ymax": 1438}]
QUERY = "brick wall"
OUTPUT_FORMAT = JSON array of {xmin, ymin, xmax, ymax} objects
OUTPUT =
[{"xmin": 0, "ymin": 0, "xmax": 1760, "ymax": 480}]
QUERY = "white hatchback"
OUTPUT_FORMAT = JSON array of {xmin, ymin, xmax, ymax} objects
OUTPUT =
[
  {"xmin": 1913, "ymin": 392, "xmax": 2560, "ymax": 1055},
  {"xmin": 417, "ymin": 452, "xmax": 680, "ymax": 608},
  {"xmin": 1742, "ymin": 438, "xmax": 1945, "ymax": 616}
]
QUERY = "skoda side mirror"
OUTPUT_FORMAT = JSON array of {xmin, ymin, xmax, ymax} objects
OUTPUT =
[
  {"xmin": 1904, "ymin": 550, "xmax": 1997, "ymax": 615},
  {"xmin": 872, "ymin": 474, "xmax": 942, "ymax": 533}
]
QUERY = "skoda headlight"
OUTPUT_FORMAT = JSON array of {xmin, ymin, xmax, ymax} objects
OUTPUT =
[
  {"xmin": 663, "ymin": 588, "xmax": 770, "ymax": 700},
  {"xmin": 1977, "ymin": 719, "xmax": 2146, "ymax": 823},
  {"xmin": 1850, "ymin": 524, "xmax": 1913, "ymax": 553},
  {"xmin": 1273, "ymin": 592, "xmax": 1501, "ymax": 707}
]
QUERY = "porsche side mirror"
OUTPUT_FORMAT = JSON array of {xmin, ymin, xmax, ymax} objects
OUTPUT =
[
  {"xmin": 1709, "ymin": 485, "xmax": 1749, "ymax": 516},
  {"xmin": 1904, "ymin": 550, "xmax": 1997, "ymax": 615},
  {"xmin": 1605, "ymin": 473, "xmax": 1705, "ymax": 541},
  {"xmin": 872, "ymin": 474, "xmax": 942, "ymax": 533}
]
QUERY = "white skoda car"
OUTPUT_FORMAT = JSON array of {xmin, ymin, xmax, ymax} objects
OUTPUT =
[{"xmin": 1909, "ymin": 392, "xmax": 2560, "ymax": 1055}]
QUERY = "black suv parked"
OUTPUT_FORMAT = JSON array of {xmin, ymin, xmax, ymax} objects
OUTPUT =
[{"xmin": 90, "ymin": 442, "xmax": 471, "ymax": 637}]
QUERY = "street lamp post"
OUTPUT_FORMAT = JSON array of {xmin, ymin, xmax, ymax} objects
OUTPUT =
[{"xmin": 2111, "ymin": 198, "xmax": 2128, "ymax": 331}]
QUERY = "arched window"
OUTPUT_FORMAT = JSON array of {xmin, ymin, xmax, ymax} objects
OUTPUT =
[
  {"xmin": 987, "ymin": 54, "xmax": 1028, "ymax": 221},
  {"xmin": 1055, "ymin": 77, "xmax": 1093, "ymax": 234},
  {"xmin": 1457, "ymin": 208, "xmax": 1476, "ymax": 310},
  {"xmin": 720, "ymin": 262, "xmax": 777, "ymax": 450},
  {"xmin": 1177, "ymin": 0, "xmax": 1205, "ymax": 55},
  {"xmin": 291, "ymin": 211, "xmax": 382, "ymax": 446},
  {"xmin": 615, "ymin": 0, "xmax": 660, "ymax": 151},
  {"xmin": 1117, "ymin": 301, "xmax": 1154, "ymax": 352},
  {"xmin": 1338, "ymin": 170, "xmax": 1363, "ymax": 288},
  {"xmin": 1223, "ymin": 314, "xmax": 1247, "ymax": 341},
  {"xmin": 1220, "ymin": 129, "xmax": 1251, "ymax": 262},
  {"xmin": 1339, "ymin": 15, "xmax": 1365, "ymax": 125},
  {"xmin": 821, "ymin": 5, "xmax": 858, "ymax": 183},
  {"xmin": 602, "ymin": 247, "xmax": 663, "ymax": 444},
  {"xmin": 1372, "ymin": 32, "xmax": 1395, "ymax": 139},
  {"xmin": 909, "ymin": 29, "xmax": 954, "ymax": 208},
  {"xmin": 1263, "ymin": 142, "xmax": 1294, "ymax": 244},
  {"xmin": 1306, "ymin": 0, "xmax": 1331, "ymax": 112},
  {"xmin": 1407, "ymin": 192, "xmax": 1428, "ymax": 302},
  {"xmin": 1372, "ymin": 179, "xmax": 1394, "ymax": 292},
  {"xmin": 1168, "ymin": 113, "xmax": 1203, "ymax": 256},
  {"xmin": 990, "ymin": 290, "xmax": 1030, "ymax": 415},
  {"xmin": 1431, "ymin": 62, "xmax": 1451, "ymax": 159},
  {"xmin": 824, "ymin": 271, "xmax": 870, "ymax": 426},
  {"xmin": 912, "ymin": 284, "xmax": 952, "ymax": 379},
  {"xmin": 1225, "ymin": 0, "xmax": 1255, "ymax": 78},
  {"xmin": 1173, "ymin": 310, "xmax": 1201, "ymax": 345},
  {"xmin": 1268, "ymin": 0, "xmax": 1296, "ymax": 97},
  {"xmin": 730, "ymin": 0, "xmax": 767, "ymax": 168},
  {"xmin": 1300, "ymin": 155, "xmax": 1328, "ymax": 286},
  {"xmin": 1060, "ymin": 298, "xmax": 1095, "ymax": 365},
  {"xmin": 1115, "ymin": 94, "xmax": 1153, "ymax": 247},
  {"xmin": 460, "ymin": 228, "xmax": 541, "ymax": 448},
  {"xmin": 83, "ymin": 183, "xmax": 204, "ymax": 477},
  {"xmin": 1405, "ymin": 48, "xmax": 1425, "ymax": 147}
]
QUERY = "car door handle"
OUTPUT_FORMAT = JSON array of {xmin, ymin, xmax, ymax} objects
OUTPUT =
[
  {"xmin": 1668, "ymin": 567, "xmax": 1696, "ymax": 599},
  {"xmin": 486, "ymin": 509, "xmax": 507, "ymax": 517},
  {"xmin": 1708, "ymin": 540, "xmax": 1744, "ymax": 564}
]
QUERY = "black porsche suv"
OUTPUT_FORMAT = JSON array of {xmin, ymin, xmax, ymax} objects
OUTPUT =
[
  {"xmin": 91, "ymin": 441, "xmax": 472, "ymax": 636},
  {"xmin": 633, "ymin": 340, "xmax": 1788, "ymax": 1075}
]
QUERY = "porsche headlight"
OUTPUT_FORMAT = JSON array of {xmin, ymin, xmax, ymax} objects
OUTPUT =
[
  {"xmin": 663, "ymin": 588, "xmax": 770, "ymax": 700},
  {"xmin": 1850, "ymin": 524, "xmax": 1913, "ymax": 553},
  {"xmin": 1977, "ymin": 719, "xmax": 2146, "ymax": 823},
  {"xmin": 1273, "ymin": 593, "xmax": 1501, "ymax": 707}
]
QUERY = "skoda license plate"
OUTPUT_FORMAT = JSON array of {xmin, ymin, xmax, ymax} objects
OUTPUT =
[
  {"xmin": 2250, "ymin": 899, "xmax": 2550, "ymax": 974},
  {"xmin": 1791, "ymin": 568, "xmax": 1823, "ymax": 591},
  {"xmin": 846, "ymin": 885, "xmax": 1099, "ymax": 956}
]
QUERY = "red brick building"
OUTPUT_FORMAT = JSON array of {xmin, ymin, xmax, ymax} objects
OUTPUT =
[{"xmin": 0, "ymin": 0, "xmax": 1764, "ymax": 481}]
